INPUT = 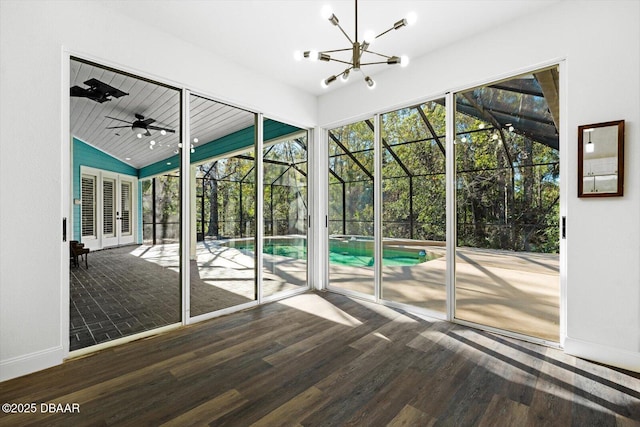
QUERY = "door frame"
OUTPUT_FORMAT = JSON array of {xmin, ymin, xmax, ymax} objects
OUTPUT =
[{"xmin": 78, "ymin": 166, "xmax": 138, "ymax": 250}]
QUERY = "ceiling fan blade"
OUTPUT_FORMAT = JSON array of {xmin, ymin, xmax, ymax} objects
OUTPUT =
[
  {"xmin": 141, "ymin": 118, "xmax": 155, "ymax": 125},
  {"xmin": 105, "ymin": 116, "xmax": 133, "ymax": 124},
  {"xmin": 147, "ymin": 125, "xmax": 175, "ymax": 133},
  {"xmin": 106, "ymin": 126, "xmax": 131, "ymax": 129}
]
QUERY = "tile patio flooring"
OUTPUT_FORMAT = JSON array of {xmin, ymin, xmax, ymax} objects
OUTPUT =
[{"xmin": 69, "ymin": 242, "xmax": 307, "ymax": 351}]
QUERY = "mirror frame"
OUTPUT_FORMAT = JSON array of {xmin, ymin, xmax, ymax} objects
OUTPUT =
[{"xmin": 578, "ymin": 120, "xmax": 625, "ymax": 198}]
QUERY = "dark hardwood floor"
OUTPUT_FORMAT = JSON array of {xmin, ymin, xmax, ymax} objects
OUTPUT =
[{"xmin": 1, "ymin": 291, "xmax": 639, "ymax": 426}]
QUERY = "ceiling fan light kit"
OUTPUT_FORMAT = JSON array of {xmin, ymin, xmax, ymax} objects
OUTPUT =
[
  {"xmin": 106, "ymin": 113, "xmax": 175, "ymax": 138},
  {"xmin": 296, "ymin": 0, "xmax": 416, "ymax": 89}
]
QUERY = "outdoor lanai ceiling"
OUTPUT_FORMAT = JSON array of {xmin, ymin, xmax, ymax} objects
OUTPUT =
[
  {"xmin": 70, "ymin": 58, "xmax": 255, "ymax": 169},
  {"xmin": 456, "ymin": 68, "xmax": 560, "ymax": 150}
]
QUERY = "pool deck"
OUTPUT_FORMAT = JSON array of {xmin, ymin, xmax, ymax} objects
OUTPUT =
[{"xmin": 328, "ymin": 243, "xmax": 559, "ymax": 342}]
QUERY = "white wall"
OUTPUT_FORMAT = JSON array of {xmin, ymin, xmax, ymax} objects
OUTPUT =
[
  {"xmin": 0, "ymin": 0, "xmax": 316, "ymax": 381},
  {"xmin": 319, "ymin": 1, "xmax": 640, "ymax": 371}
]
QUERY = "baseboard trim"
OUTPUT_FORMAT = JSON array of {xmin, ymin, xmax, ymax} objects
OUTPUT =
[
  {"xmin": 564, "ymin": 337, "xmax": 640, "ymax": 372},
  {"xmin": 0, "ymin": 346, "xmax": 64, "ymax": 382}
]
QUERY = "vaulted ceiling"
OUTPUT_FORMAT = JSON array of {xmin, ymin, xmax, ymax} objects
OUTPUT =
[{"xmin": 71, "ymin": 59, "xmax": 255, "ymax": 169}]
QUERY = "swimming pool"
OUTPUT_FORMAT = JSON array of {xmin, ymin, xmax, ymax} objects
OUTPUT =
[{"xmin": 223, "ymin": 237, "xmax": 432, "ymax": 267}]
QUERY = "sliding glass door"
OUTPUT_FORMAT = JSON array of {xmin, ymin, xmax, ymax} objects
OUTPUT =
[
  {"xmin": 324, "ymin": 68, "xmax": 560, "ymax": 342},
  {"xmin": 70, "ymin": 57, "xmax": 181, "ymax": 351},
  {"xmin": 189, "ymin": 94, "xmax": 257, "ymax": 317},
  {"xmin": 262, "ymin": 121, "xmax": 308, "ymax": 299},
  {"xmin": 327, "ymin": 119, "xmax": 375, "ymax": 297},
  {"xmin": 453, "ymin": 67, "xmax": 560, "ymax": 341},
  {"xmin": 380, "ymin": 100, "xmax": 447, "ymax": 313}
]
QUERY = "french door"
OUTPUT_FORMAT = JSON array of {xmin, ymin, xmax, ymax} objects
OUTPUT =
[{"xmin": 81, "ymin": 167, "xmax": 136, "ymax": 250}]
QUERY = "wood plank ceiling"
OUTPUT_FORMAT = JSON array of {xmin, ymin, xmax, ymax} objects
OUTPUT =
[{"xmin": 70, "ymin": 59, "xmax": 255, "ymax": 170}]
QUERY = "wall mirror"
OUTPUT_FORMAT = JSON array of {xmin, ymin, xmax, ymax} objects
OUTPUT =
[{"xmin": 578, "ymin": 120, "xmax": 624, "ymax": 197}]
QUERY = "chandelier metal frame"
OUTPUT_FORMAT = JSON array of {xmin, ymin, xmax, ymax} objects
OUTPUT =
[{"xmin": 297, "ymin": 0, "xmax": 416, "ymax": 89}]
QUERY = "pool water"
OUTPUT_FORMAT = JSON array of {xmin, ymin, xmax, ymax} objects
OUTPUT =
[{"xmin": 225, "ymin": 240, "xmax": 430, "ymax": 267}]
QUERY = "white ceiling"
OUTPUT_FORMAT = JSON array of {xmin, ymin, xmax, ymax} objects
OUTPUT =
[
  {"xmin": 103, "ymin": 0, "xmax": 560, "ymax": 96},
  {"xmin": 71, "ymin": 59, "xmax": 255, "ymax": 169}
]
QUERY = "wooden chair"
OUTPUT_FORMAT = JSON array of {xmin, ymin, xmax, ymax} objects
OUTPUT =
[{"xmin": 70, "ymin": 240, "xmax": 90, "ymax": 269}]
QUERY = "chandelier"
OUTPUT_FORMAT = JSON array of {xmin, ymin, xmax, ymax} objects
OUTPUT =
[{"xmin": 295, "ymin": 0, "xmax": 417, "ymax": 89}]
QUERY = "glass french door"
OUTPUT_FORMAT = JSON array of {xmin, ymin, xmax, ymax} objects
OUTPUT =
[
  {"xmin": 102, "ymin": 173, "xmax": 135, "ymax": 248},
  {"xmin": 80, "ymin": 169, "xmax": 136, "ymax": 250}
]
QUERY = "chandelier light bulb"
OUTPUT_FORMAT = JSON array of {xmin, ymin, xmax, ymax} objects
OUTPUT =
[
  {"xmin": 150, "ymin": 140, "xmax": 156, "ymax": 146},
  {"xmin": 400, "ymin": 55, "xmax": 410, "ymax": 67},
  {"xmin": 160, "ymin": 130, "xmax": 167, "ymax": 136},
  {"xmin": 321, "ymin": 5, "xmax": 334, "ymax": 20},
  {"xmin": 293, "ymin": 50, "xmax": 303, "ymax": 61},
  {"xmin": 406, "ymin": 11, "xmax": 417, "ymax": 26},
  {"xmin": 363, "ymin": 30, "xmax": 376, "ymax": 44},
  {"xmin": 308, "ymin": 50, "xmax": 319, "ymax": 61},
  {"xmin": 341, "ymin": 69, "xmax": 350, "ymax": 82},
  {"xmin": 193, "ymin": 138, "xmax": 199, "ymax": 143},
  {"xmin": 136, "ymin": 133, "xmax": 142, "ymax": 139},
  {"xmin": 321, "ymin": 75, "xmax": 337, "ymax": 88},
  {"xmin": 365, "ymin": 76, "xmax": 376, "ymax": 89}
]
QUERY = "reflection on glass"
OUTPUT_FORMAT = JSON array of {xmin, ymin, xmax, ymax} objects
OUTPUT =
[
  {"xmin": 328, "ymin": 119, "xmax": 375, "ymax": 296},
  {"xmin": 189, "ymin": 94, "xmax": 257, "ymax": 317},
  {"xmin": 262, "ymin": 124, "xmax": 308, "ymax": 298},
  {"xmin": 381, "ymin": 100, "xmax": 446, "ymax": 313},
  {"xmin": 454, "ymin": 69, "xmax": 560, "ymax": 341},
  {"xmin": 69, "ymin": 57, "xmax": 181, "ymax": 351}
]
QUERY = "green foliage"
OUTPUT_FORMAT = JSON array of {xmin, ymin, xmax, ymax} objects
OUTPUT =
[{"xmin": 328, "ymin": 97, "xmax": 560, "ymax": 254}]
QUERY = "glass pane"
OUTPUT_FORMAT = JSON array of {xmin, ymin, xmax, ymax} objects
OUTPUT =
[
  {"xmin": 381, "ymin": 100, "xmax": 447, "ymax": 313},
  {"xmin": 262, "ymin": 122, "xmax": 308, "ymax": 298},
  {"xmin": 69, "ymin": 57, "xmax": 181, "ymax": 351},
  {"xmin": 103, "ymin": 178, "xmax": 115, "ymax": 236},
  {"xmin": 121, "ymin": 181, "xmax": 132, "ymax": 235},
  {"xmin": 81, "ymin": 175, "xmax": 96, "ymax": 237},
  {"xmin": 454, "ymin": 68, "xmax": 560, "ymax": 341},
  {"xmin": 189, "ymin": 94, "xmax": 257, "ymax": 317},
  {"xmin": 328, "ymin": 119, "xmax": 375, "ymax": 296}
]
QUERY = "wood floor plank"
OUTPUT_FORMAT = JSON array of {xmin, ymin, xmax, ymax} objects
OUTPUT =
[
  {"xmin": 263, "ymin": 323, "xmax": 348, "ymax": 366},
  {"xmin": 249, "ymin": 386, "xmax": 329, "ymax": 427},
  {"xmin": 1, "ymin": 291, "xmax": 639, "ymax": 426},
  {"xmin": 387, "ymin": 404, "xmax": 436, "ymax": 427},
  {"xmin": 477, "ymin": 394, "xmax": 530, "ymax": 427},
  {"xmin": 159, "ymin": 389, "xmax": 248, "ymax": 427}
]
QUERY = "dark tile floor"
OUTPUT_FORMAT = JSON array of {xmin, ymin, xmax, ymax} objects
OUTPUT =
[
  {"xmin": 69, "ymin": 244, "xmax": 306, "ymax": 351},
  {"xmin": 69, "ymin": 246, "xmax": 182, "ymax": 351}
]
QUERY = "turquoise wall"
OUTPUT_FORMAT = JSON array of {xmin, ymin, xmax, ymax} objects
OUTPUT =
[{"xmin": 139, "ymin": 119, "xmax": 302, "ymax": 178}]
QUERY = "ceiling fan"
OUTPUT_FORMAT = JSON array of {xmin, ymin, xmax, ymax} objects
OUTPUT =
[{"xmin": 106, "ymin": 113, "xmax": 175, "ymax": 138}]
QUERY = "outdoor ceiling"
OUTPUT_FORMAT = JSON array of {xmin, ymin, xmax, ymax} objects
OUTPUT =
[
  {"xmin": 70, "ymin": 59, "xmax": 255, "ymax": 169},
  {"xmin": 102, "ymin": 0, "xmax": 561, "ymax": 96}
]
